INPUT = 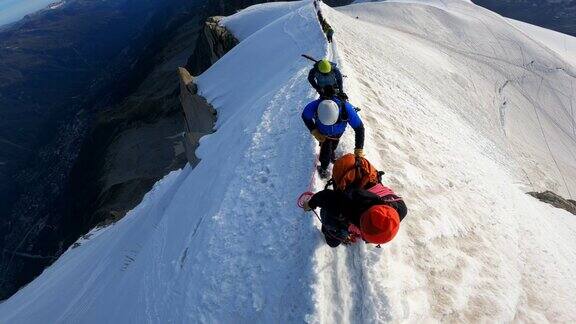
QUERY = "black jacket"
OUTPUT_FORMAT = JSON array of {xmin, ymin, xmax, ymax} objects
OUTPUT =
[
  {"xmin": 307, "ymin": 63, "xmax": 344, "ymax": 92},
  {"xmin": 308, "ymin": 188, "xmax": 407, "ymax": 230}
]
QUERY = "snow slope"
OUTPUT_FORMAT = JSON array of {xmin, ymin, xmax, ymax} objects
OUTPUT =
[
  {"xmin": 1, "ymin": 0, "xmax": 576, "ymax": 323},
  {"xmin": 220, "ymin": 0, "xmax": 309, "ymax": 40},
  {"xmin": 316, "ymin": 0, "xmax": 576, "ymax": 321},
  {"xmin": 508, "ymin": 18, "xmax": 576, "ymax": 67}
]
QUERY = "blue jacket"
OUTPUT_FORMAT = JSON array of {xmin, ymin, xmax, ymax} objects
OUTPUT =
[{"xmin": 302, "ymin": 97, "xmax": 365, "ymax": 149}]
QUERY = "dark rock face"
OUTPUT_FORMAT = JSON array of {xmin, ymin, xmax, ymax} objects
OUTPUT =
[
  {"xmin": 0, "ymin": 0, "xmax": 193, "ymax": 300},
  {"xmin": 528, "ymin": 191, "xmax": 576, "ymax": 215},
  {"xmin": 65, "ymin": 12, "xmax": 206, "ymax": 235},
  {"xmin": 472, "ymin": 0, "xmax": 576, "ymax": 37},
  {"xmin": 0, "ymin": 0, "xmax": 211, "ymax": 300},
  {"xmin": 65, "ymin": 6, "xmax": 266, "ymax": 249},
  {"xmin": 0, "ymin": 0, "xmax": 154, "ymax": 213}
]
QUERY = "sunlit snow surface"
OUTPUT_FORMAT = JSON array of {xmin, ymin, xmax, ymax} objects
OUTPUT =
[
  {"xmin": 1, "ymin": 0, "xmax": 576, "ymax": 322},
  {"xmin": 507, "ymin": 18, "xmax": 576, "ymax": 67}
]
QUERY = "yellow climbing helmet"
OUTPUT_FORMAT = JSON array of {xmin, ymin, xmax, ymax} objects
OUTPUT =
[{"xmin": 318, "ymin": 59, "xmax": 332, "ymax": 73}]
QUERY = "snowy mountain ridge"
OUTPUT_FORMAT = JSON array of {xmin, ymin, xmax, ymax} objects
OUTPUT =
[{"xmin": 1, "ymin": 0, "xmax": 576, "ymax": 322}]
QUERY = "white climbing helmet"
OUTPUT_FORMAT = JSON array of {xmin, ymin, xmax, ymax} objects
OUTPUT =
[{"xmin": 317, "ymin": 100, "xmax": 340, "ymax": 125}]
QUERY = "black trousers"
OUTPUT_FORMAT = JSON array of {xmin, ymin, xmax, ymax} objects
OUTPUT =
[{"xmin": 319, "ymin": 138, "xmax": 340, "ymax": 169}]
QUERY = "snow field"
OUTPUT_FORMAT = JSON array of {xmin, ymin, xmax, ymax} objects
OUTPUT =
[
  {"xmin": 505, "ymin": 19, "xmax": 576, "ymax": 68},
  {"xmin": 314, "ymin": 0, "xmax": 576, "ymax": 322},
  {"xmin": 1, "ymin": 0, "xmax": 576, "ymax": 323}
]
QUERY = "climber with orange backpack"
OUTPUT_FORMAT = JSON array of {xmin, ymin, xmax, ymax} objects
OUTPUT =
[{"xmin": 301, "ymin": 154, "xmax": 407, "ymax": 247}]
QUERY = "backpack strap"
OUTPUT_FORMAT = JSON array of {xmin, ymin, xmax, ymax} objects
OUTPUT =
[
  {"xmin": 324, "ymin": 179, "xmax": 335, "ymax": 190},
  {"xmin": 338, "ymin": 99, "xmax": 349, "ymax": 122},
  {"xmin": 377, "ymin": 171, "xmax": 385, "ymax": 184},
  {"xmin": 354, "ymin": 157, "xmax": 363, "ymax": 186},
  {"xmin": 367, "ymin": 183, "xmax": 403, "ymax": 202}
]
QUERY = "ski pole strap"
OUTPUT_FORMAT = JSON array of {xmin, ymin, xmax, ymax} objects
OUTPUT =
[
  {"xmin": 297, "ymin": 191, "xmax": 314, "ymax": 208},
  {"xmin": 354, "ymin": 157, "xmax": 363, "ymax": 187}
]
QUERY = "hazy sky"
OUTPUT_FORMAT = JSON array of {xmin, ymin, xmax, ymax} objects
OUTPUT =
[{"xmin": 0, "ymin": 0, "xmax": 58, "ymax": 26}]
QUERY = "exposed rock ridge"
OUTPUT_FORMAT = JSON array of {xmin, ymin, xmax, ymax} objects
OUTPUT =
[
  {"xmin": 528, "ymin": 191, "xmax": 576, "ymax": 215},
  {"xmin": 186, "ymin": 16, "xmax": 239, "ymax": 75},
  {"xmin": 177, "ymin": 67, "xmax": 217, "ymax": 165}
]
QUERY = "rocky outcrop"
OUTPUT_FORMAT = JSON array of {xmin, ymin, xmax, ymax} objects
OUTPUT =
[
  {"xmin": 65, "ymin": 17, "xmax": 231, "ymax": 235},
  {"xmin": 66, "ymin": 16, "xmax": 206, "ymax": 231},
  {"xmin": 177, "ymin": 67, "xmax": 217, "ymax": 165},
  {"xmin": 186, "ymin": 16, "xmax": 239, "ymax": 75},
  {"xmin": 528, "ymin": 191, "xmax": 576, "ymax": 215}
]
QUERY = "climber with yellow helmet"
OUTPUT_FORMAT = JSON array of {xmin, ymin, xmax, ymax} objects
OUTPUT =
[{"xmin": 307, "ymin": 58, "xmax": 346, "ymax": 100}]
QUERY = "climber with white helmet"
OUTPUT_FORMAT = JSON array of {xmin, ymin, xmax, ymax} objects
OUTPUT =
[
  {"xmin": 308, "ymin": 58, "xmax": 346, "ymax": 100},
  {"xmin": 301, "ymin": 94, "xmax": 364, "ymax": 178}
]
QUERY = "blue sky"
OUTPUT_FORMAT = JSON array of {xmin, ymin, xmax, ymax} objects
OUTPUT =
[{"xmin": 0, "ymin": 0, "xmax": 58, "ymax": 26}]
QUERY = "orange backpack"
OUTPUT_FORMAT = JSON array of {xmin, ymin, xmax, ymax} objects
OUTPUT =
[{"xmin": 332, "ymin": 154, "xmax": 379, "ymax": 191}]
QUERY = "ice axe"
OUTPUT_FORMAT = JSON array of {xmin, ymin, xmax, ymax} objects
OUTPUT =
[
  {"xmin": 301, "ymin": 54, "xmax": 348, "ymax": 78},
  {"xmin": 301, "ymin": 54, "xmax": 319, "ymax": 63}
]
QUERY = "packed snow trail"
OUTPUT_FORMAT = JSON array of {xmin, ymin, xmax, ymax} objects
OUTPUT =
[
  {"xmin": 1, "ymin": 0, "xmax": 576, "ymax": 323},
  {"xmin": 306, "ymin": 6, "xmax": 379, "ymax": 323},
  {"xmin": 307, "ymin": 1, "xmax": 576, "ymax": 322}
]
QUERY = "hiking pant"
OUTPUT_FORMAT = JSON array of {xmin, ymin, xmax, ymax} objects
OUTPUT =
[{"xmin": 319, "ymin": 137, "xmax": 340, "ymax": 169}]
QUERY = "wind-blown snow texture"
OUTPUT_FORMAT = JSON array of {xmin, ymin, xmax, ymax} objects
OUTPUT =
[
  {"xmin": 507, "ymin": 18, "xmax": 576, "ymax": 67},
  {"xmin": 1, "ymin": 0, "xmax": 576, "ymax": 322}
]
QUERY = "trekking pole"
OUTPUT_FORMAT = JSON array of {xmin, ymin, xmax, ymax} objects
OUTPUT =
[{"xmin": 311, "ymin": 209, "xmax": 322, "ymax": 223}]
